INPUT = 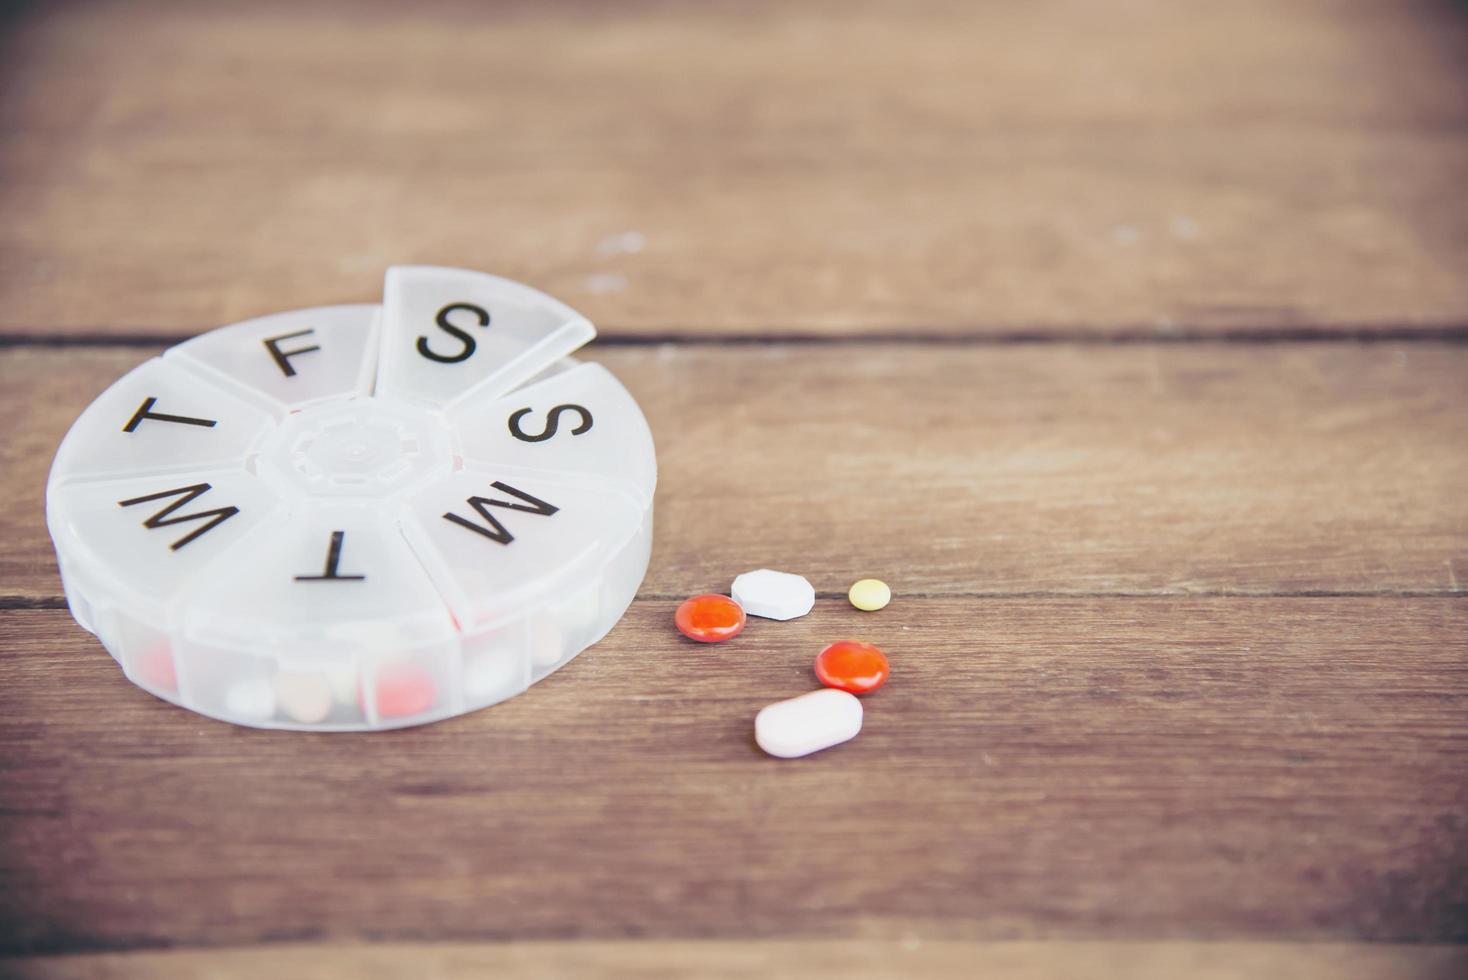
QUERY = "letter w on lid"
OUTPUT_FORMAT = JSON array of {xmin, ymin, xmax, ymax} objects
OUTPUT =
[
  {"xmin": 119, "ymin": 483, "xmax": 240, "ymax": 550},
  {"xmin": 375, "ymin": 266, "xmax": 595, "ymax": 410}
]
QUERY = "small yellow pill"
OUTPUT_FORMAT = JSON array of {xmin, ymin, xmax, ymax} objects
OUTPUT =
[{"xmin": 848, "ymin": 578, "xmax": 891, "ymax": 611}]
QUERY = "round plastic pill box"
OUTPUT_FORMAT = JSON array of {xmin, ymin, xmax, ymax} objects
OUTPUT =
[{"xmin": 45, "ymin": 266, "xmax": 656, "ymax": 731}]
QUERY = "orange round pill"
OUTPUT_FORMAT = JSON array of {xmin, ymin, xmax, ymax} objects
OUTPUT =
[
  {"xmin": 814, "ymin": 640, "xmax": 889, "ymax": 694},
  {"xmin": 675, "ymin": 594, "xmax": 746, "ymax": 643}
]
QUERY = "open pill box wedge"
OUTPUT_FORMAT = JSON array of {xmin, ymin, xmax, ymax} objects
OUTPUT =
[{"xmin": 45, "ymin": 267, "xmax": 656, "ymax": 731}]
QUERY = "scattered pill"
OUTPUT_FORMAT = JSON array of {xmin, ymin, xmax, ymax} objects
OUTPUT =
[
  {"xmin": 275, "ymin": 671, "xmax": 333, "ymax": 724},
  {"xmin": 675, "ymin": 593, "xmax": 747, "ymax": 643},
  {"xmin": 224, "ymin": 677, "xmax": 277, "ymax": 721},
  {"xmin": 731, "ymin": 569, "xmax": 815, "ymax": 621},
  {"xmin": 374, "ymin": 663, "xmax": 436, "ymax": 719},
  {"xmin": 755, "ymin": 688, "xmax": 863, "ymax": 758},
  {"xmin": 848, "ymin": 578, "xmax": 891, "ymax": 612},
  {"xmin": 814, "ymin": 640, "xmax": 890, "ymax": 694}
]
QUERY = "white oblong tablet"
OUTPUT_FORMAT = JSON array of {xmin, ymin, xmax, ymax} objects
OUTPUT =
[
  {"xmin": 755, "ymin": 688, "xmax": 863, "ymax": 759},
  {"xmin": 731, "ymin": 569, "xmax": 815, "ymax": 621}
]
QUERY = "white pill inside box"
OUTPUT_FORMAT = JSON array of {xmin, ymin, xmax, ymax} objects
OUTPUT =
[
  {"xmin": 731, "ymin": 569, "xmax": 815, "ymax": 621},
  {"xmin": 755, "ymin": 688, "xmax": 863, "ymax": 758}
]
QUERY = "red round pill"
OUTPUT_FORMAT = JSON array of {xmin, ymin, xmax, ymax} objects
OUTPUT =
[
  {"xmin": 675, "ymin": 594, "xmax": 746, "ymax": 643},
  {"xmin": 138, "ymin": 646, "xmax": 178, "ymax": 692},
  {"xmin": 374, "ymin": 663, "xmax": 436, "ymax": 719},
  {"xmin": 814, "ymin": 640, "xmax": 889, "ymax": 694}
]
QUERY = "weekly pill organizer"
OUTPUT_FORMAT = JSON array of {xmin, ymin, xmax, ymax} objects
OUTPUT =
[{"xmin": 45, "ymin": 266, "xmax": 656, "ymax": 731}]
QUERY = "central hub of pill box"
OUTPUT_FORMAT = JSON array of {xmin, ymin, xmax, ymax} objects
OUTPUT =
[{"xmin": 257, "ymin": 399, "xmax": 453, "ymax": 497}]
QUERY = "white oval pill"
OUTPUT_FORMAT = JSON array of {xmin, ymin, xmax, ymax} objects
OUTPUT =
[
  {"xmin": 275, "ymin": 671, "xmax": 333, "ymax": 724},
  {"xmin": 731, "ymin": 569, "xmax": 816, "ymax": 621},
  {"xmin": 755, "ymin": 688, "xmax": 863, "ymax": 758}
]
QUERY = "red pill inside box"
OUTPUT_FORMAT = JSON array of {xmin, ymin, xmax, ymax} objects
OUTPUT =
[
  {"xmin": 675, "ymin": 594, "xmax": 746, "ymax": 643},
  {"xmin": 138, "ymin": 646, "xmax": 178, "ymax": 692},
  {"xmin": 373, "ymin": 663, "xmax": 437, "ymax": 719}
]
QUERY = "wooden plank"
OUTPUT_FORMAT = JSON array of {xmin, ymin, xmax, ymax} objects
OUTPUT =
[
  {"xmin": 0, "ymin": 598, "xmax": 1464, "ymax": 952},
  {"xmin": 4, "ymin": 343, "xmax": 1465, "ymax": 599},
  {"xmin": 6, "ymin": 940, "xmax": 1468, "ymax": 980},
  {"xmin": 2, "ymin": 0, "xmax": 1465, "ymax": 337}
]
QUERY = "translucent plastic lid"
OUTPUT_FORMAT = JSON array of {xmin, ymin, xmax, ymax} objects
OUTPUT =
[{"xmin": 45, "ymin": 267, "xmax": 656, "ymax": 730}]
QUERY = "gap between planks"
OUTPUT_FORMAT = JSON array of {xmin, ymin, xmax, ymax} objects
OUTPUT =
[
  {"xmin": 3, "ymin": 940, "xmax": 1466, "ymax": 980},
  {"xmin": 4, "ymin": 591, "xmax": 1468, "ymax": 611},
  {"xmin": 4, "ymin": 326, "xmax": 1468, "ymax": 349}
]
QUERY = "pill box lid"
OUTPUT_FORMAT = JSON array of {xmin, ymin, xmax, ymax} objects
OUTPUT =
[{"xmin": 46, "ymin": 267, "xmax": 656, "ymax": 731}]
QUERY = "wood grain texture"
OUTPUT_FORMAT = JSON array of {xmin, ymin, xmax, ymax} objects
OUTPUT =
[
  {"xmin": 2, "ymin": 0, "xmax": 1466, "ymax": 338},
  {"xmin": 2, "ymin": 0, "xmax": 1467, "ymax": 965},
  {"xmin": 4, "ymin": 342, "xmax": 1466, "ymax": 600},
  {"xmin": 7, "ymin": 940, "xmax": 1468, "ymax": 980},
  {"xmin": 1, "ymin": 598, "xmax": 1465, "ymax": 953}
]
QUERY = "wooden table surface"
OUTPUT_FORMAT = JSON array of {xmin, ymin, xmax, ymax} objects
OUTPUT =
[{"xmin": 2, "ymin": 1, "xmax": 1466, "ymax": 977}]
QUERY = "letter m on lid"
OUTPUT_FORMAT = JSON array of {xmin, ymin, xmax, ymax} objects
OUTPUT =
[
  {"xmin": 118, "ymin": 483, "xmax": 240, "ymax": 551},
  {"xmin": 442, "ymin": 481, "xmax": 558, "ymax": 545}
]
